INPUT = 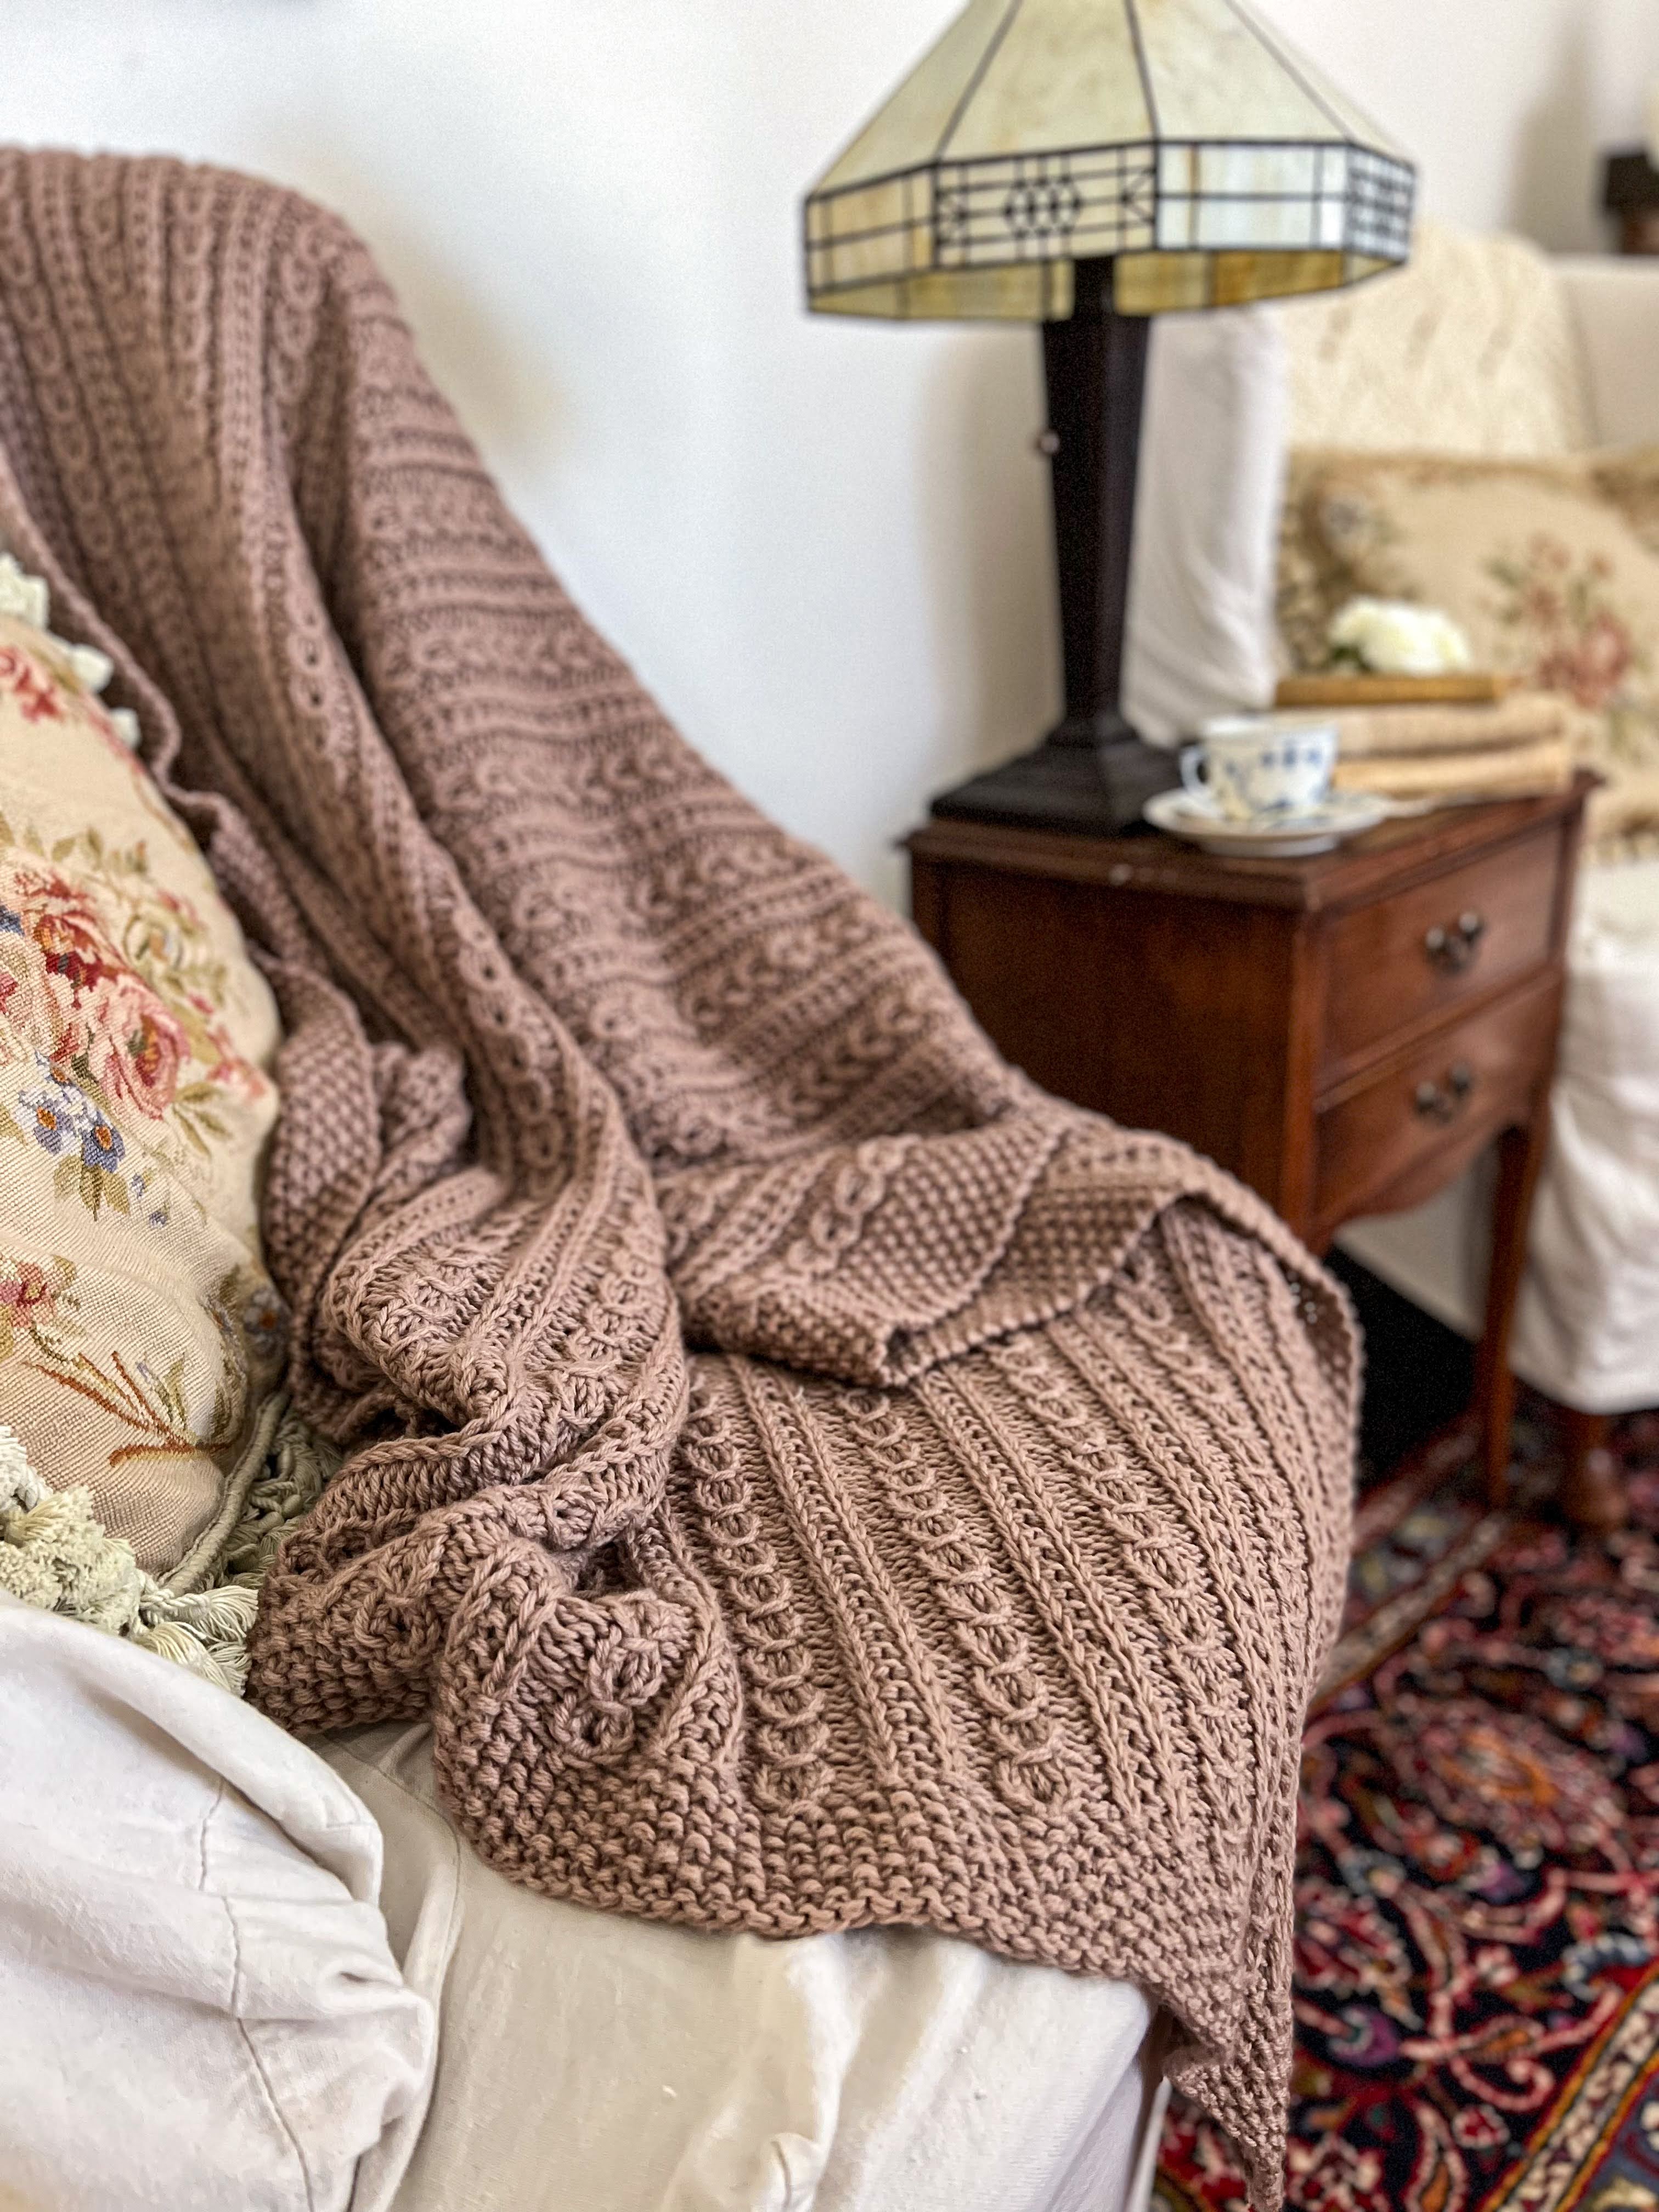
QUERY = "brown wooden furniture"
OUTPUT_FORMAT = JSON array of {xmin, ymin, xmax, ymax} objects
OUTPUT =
[
  {"xmin": 908, "ymin": 774, "xmax": 1602, "ymax": 1517},
  {"xmin": 1604, "ymin": 149, "xmax": 1659, "ymax": 256}
]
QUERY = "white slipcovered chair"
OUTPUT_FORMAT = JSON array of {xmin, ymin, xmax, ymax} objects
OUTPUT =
[{"xmin": 1126, "ymin": 223, "xmax": 1659, "ymax": 1503}]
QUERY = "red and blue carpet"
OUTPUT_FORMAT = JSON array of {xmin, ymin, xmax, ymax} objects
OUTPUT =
[{"xmin": 1155, "ymin": 1408, "xmax": 1659, "ymax": 2212}]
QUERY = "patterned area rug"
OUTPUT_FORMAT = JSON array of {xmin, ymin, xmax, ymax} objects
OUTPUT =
[{"xmin": 1155, "ymin": 1406, "xmax": 1659, "ymax": 2212}]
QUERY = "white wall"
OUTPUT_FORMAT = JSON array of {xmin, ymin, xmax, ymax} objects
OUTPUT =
[
  {"xmin": 3, "ymin": 2, "xmax": 1657, "ymax": 903},
  {"xmin": 1267, "ymin": 0, "xmax": 1659, "ymax": 255}
]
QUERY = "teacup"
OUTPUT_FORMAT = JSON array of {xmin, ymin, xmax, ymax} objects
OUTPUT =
[{"xmin": 1180, "ymin": 714, "xmax": 1338, "ymax": 823}]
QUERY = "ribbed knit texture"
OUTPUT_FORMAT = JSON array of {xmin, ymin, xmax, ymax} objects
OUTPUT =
[{"xmin": 0, "ymin": 153, "xmax": 1358, "ymax": 2210}]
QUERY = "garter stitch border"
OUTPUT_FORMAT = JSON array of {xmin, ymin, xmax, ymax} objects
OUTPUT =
[{"xmin": 0, "ymin": 151, "xmax": 1359, "ymax": 2211}]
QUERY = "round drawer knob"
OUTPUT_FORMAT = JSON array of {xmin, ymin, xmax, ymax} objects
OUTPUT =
[
  {"xmin": 1423, "ymin": 911, "xmax": 1487, "ymax": 972},
  {"xmin": 1414, "ymin": 1062, "xmax": 1477, "ymax": 1124}
]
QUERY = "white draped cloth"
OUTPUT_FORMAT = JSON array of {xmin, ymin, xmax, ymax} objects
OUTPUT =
[{"xmin": 0, "ymin": 1592, "xmax": 1165, "ymax": 2212}]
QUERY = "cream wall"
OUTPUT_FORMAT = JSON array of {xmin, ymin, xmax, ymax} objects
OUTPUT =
[{"xmin": 3, "ymin": 2, "xmax": 1657, "ymax": 901}]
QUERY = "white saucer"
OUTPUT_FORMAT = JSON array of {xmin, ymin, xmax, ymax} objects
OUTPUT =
[{"xmin": 1143, "ymin": 788, "xmax": 1390, "ymax": 857}]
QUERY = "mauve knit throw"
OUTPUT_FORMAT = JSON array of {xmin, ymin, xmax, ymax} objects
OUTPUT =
[{"xmin": 0, "ymin": 153, "xmax": 1357, "ymax": 2208}]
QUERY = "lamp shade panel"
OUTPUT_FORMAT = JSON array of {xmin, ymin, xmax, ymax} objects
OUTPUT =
[{"xmin": 804, "ymin": 0, "xmax": 1414, "ymax": 319}]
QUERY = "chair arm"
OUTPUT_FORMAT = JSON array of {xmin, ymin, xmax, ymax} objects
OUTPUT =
[{"xmin": 1556, "ymin": 257, "xmax": 1659, "ymax": 447}]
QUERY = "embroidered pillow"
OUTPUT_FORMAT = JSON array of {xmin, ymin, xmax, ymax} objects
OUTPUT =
[
  {"xmin": 1278, "ymin": 446, "xmax": 1659, "ymax": 855},
  {"xmin": 0, "ymin": 594, "xmax": 285, "ymax": 1578}
]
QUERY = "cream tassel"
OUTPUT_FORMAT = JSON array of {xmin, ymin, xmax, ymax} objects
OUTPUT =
[{"xmin": 0, "ymin": 1410, "xmax": 332, "ymax": 1694}]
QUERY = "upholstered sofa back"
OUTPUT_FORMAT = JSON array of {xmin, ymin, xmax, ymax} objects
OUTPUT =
[{"xmin": 1278, "ymin": 221, "xmax": 1591, "ymax": 457}]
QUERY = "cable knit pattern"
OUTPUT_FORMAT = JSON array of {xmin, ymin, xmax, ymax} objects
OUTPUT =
[{"xmin": 0, "ymin": 152, "xmax": 1359, "ymax": 2210}]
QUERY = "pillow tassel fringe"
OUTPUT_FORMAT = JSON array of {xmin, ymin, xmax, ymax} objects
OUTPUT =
[{"xmin": 0, "ymin": 1410, "xmax": 334, "ymax": 1694}]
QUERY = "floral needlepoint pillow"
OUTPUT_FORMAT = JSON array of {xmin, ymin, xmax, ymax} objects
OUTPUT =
[
  {"xmin": 1277, "ymin": 446, "xmax": 1659, "ymax": 856},
  {"xmin": 0, "ymin": 581, "xmax": 285, "ymax": 1578}
]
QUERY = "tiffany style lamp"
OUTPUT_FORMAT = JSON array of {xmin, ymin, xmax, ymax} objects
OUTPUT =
[{"xmin": 803, "ymin": 0, "xmax": 1416, "ymax": 832}]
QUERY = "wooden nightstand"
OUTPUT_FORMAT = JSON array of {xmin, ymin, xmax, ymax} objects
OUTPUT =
[{"xmin": 907, "ymin": 774, "xmax": 1595, "ymax": 1509}]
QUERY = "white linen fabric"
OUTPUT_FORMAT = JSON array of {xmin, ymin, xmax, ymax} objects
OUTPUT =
[
  {"xmin": 319, "ymin": 1720, "xmax": 1165, "ymax": 2212},
  {"xmin": 1125, "ymin": 304, "xmax": 1286, "ymax": 744},
  {"xmin": 0, "ymin": 1589, "xmax": 1161, "ymax": 2212},
  {"xmin": 1511, "ymin": 862, "xmax": 1659, "ymax": 1407},
  {"xmin": 1557, "ymin": 258, "xmax": 1659, "ymax": 450},
  {"xmin": 0, "ymin": 1593, "xmax": 438, "ymax": 2212}
]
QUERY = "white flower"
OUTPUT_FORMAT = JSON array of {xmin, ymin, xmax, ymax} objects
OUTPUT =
[
  {"xmin": 1328, "ymin": 596, "xmax": 1473, "ymax": 676},
  {"xmin": 65, "ymin": 641, "xmax": 114, "ymax": 695},
  {"xmin": 0, "ymin": 553, "xmax": 49, "ymax": 630},
  {"xmin": 0, "ymin": 551, "xmax": 121, "ymax": 702}
]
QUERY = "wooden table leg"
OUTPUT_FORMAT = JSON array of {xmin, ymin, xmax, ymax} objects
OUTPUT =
[
  {"xmin": 1560, "ymin": 1407, "xmax": 1628, "ymax": 1531},
  {"xmin": 1476, "ymin": 1111, "xmax": 1550, "ymax": 1508}
]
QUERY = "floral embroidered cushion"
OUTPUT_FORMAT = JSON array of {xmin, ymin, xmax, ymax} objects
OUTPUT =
[
  {"xmin": 0, "ymin": 588, "xmax": 285, "ymax": 1578},
  {"xmin": 1278, "ymin": 446, "xmax": 1659, "ymax": 856}
]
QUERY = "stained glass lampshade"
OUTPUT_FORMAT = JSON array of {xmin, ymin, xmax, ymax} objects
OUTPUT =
[
  {"xmin": 803, "ymin": 0, "xmax": 1416, "ymax": 834},
  {"xmin": 804, "ymin": 0, "xmax": 1414, "ymax": 321}
]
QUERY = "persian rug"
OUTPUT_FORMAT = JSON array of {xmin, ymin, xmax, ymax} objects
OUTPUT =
[{"xmin": 1156, "ymin": 1406, "xmax": 1659, "ymax": 2212}]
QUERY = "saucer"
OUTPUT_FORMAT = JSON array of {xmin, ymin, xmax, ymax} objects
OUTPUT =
[{"xmin": 1143, "ymin": 788, "xmax": 1390, "ymax": 858}]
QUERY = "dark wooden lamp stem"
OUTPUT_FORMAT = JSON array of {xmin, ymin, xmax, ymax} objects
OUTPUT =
[
  {"xmin": 931, "ymin": 254, "xmax": 1180, "ymax": 833},
  {"xmin": 1044, "ymin": 255, "xmax": 1148, "ymax": 748}
]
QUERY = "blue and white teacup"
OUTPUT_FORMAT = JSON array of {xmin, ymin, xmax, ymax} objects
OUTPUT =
[{"xmin": 1180, "ymin": 714, "xmax": 1338, "ymax": 823}]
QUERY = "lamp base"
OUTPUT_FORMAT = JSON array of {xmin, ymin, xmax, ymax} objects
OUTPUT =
[{"xmin": 930, "ymin": 719, "xmax": 1180, "ymax": 836}]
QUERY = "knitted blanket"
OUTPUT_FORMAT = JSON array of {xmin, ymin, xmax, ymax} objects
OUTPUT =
[{"xmin": 0, "ymin": 152, "xmax": 1357, "ymax": 2209}]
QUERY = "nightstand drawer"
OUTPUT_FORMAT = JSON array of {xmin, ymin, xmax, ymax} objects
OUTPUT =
[
  {"xmin": 1321, "ymin": 829, "xmax": 1562, "ymax": 1076},
  {"xmin": 1313, "ymin": 973, "xmax": 1561, "ymax": 1232}
]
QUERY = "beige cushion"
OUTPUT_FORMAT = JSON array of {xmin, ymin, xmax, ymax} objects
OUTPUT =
[
  {"xmin": 1126, "ymin": 306, "xmax": 1287, "ymax": 740},
  {"xmin": 1278, "ymin": 221, "xmax": 1591, "ymax": 459},
  {"xmin": 1278, "ymin": 446, "xmax": 1659, "ymax": 855},
  {"xmin": 0, "ymin": 606, "xmax": 284, "ymax": 1575}
]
